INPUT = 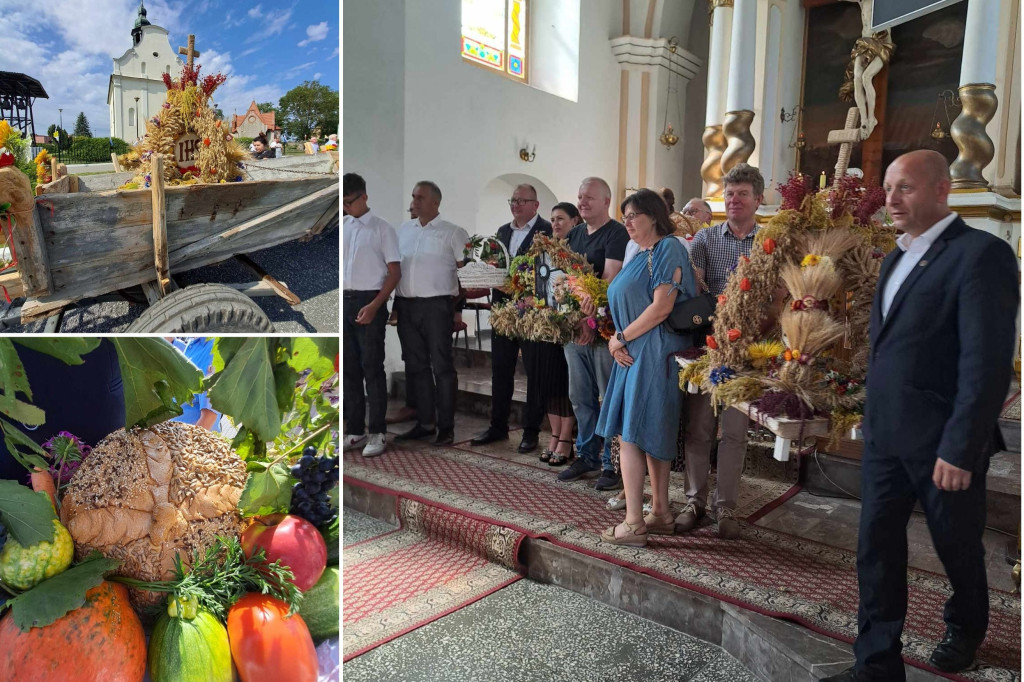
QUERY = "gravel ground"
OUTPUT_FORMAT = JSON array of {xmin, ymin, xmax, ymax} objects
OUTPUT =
[{"xmin": 5, "ymin": 225, "xmax": 338, "ymax": 333}]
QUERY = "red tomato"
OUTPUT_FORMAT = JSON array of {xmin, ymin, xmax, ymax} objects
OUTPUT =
[{"xmin": 227, "ymin": 594, "xmax": 318, "ymax": 682}]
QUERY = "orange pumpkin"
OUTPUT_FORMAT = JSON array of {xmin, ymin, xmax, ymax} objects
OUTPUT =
[
  {"xmin": 762, "ymin": 238, "xmax": 776, "ymax": 254},
  {"xmin": 0, "ymin": 581, "xmax": 146, "ymax": 682},
  {"xmin": 706, "ymin": 335, "xmax": 718, "ymax": 349}
]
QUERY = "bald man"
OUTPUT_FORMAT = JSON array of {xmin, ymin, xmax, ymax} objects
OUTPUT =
[
  {"xmin": 825, "ymin": 150, "xmax": 1018, "ymax": 681},
  {"xmin": 680, "ymin": 198, "xmax": 713, "ymax": 226}
]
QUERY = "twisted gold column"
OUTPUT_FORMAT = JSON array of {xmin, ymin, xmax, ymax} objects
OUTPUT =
[
  {"xmin": 701, "ymin": 125, "xmax": 727, "ymax": 198},
  {"xmin": 950, "ymin": 83, "xmax": 997, "ymax": 190},
  {"xmin": 721, "ymin": 109, "xmax": 755, "ymax": 174}
]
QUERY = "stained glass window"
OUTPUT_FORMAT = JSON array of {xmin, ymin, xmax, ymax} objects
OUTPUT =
[{"xmin": 461, "ymin": 0, "xmax": 528, "ymax": 82}]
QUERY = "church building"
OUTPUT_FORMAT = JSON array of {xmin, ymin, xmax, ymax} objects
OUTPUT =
[
  {"xmin": 107, "ymin": 2, "xmax": 183, "ymax": 142},
  {"xmin": 231, "ymin": 101, "xmax": 282, "ymax": 139}
]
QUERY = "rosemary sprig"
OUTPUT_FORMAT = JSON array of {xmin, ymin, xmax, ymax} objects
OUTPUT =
[{"xmin": 112, "ymin": 536, "xmax": 302, "ymax": 620}]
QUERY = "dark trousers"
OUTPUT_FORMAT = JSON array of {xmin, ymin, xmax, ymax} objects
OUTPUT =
[
  {"xmin": 854, "ymin": 447, "xmax": 989, "ymax": 680},
  {"xmin": 395, "ymin": 296, "xmax": 456, "ymax": 431},
  {"xmin": 490, "ymin": 332, "xmax": 544, "ymax": 436},
  {"xmin": 343, "ymin": 290, "xmax": 389, "ymax": 436}
]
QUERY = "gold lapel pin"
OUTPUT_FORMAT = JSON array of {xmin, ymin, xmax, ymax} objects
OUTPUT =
[{"xmin": 918, "ymin": 260, "xmax": 928, "ymax": 267}]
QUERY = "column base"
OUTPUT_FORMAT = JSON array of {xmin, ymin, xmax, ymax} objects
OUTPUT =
[
  {"xmin": 701, "ymin": 125, "xmax": 727, "ymax": 198},
  {"xmin": 950, "ymin": 83, "xmax": 997, "ymax": 191},
  {"xmin": 721, "ymin": 110, "xmax": 756, "ymax": 175}
]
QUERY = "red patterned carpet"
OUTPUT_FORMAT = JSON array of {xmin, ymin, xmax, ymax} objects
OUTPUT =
[
  {"xmin": 344, "ymin": 443, "xmax": 1021, "ymax": 681},
  {"xmin": 343, "ymin": 499, "xmax": 524, "ymax": 661}
]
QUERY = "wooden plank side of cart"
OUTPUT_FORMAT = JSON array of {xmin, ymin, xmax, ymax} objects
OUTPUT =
[{"xmin": 18, "ymin": 175, "xmax": 338, "ymax": 321}]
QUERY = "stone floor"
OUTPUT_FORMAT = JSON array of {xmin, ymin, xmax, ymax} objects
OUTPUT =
[{"xmin": 343, "ymin": 509, "xmax": 757, "ymax": 682}]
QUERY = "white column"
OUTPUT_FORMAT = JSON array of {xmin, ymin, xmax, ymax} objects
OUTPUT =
[
  {"xmin": 960, "ymin": 0, "xmax": 999, "ymax": 86},
  {"xmin": 726, "ymin": 0, "xmax": 757, "ymax": 112},
  {"xmin": 705, "ymin": 2, "xmax": 733, "ymax": 125}
]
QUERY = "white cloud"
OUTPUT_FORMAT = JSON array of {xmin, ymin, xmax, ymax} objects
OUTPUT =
[
  {"xmin": 247, "ymin": 4, "xmax": 262, "ymax": 18},
  {"xmin": 297, "ymin": 21, "xmax": 328, "ymax": 47},
  {"xmin": 313, "ymin": 72, "xmax": 321, "ymax": 80},
  {"xmin": 326, "ymin": 45, "xmax": 339, "ymax": 60},
  {"xmin": 238, "ymin": 46, "xmax": 260, "ymax": 57},
  {"xmin": 263, "ymin": 9, "xmax": 293, "ymax": 36}
]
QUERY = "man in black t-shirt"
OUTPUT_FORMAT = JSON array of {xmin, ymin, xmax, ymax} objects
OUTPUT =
[{"xmin": 558, "ymin": 177, "xmax": 629, "ymax": 490}]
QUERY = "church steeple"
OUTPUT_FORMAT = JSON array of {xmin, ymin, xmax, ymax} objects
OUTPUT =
[{"xmin": 131, "ymin": 2, "xmax": 151, "ymax": 45}]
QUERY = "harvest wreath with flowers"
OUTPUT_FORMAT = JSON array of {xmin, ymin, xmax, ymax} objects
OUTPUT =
[
  {"xmin": 678, "ymin": 173, "xmax": 896, "ymax": 444},
  {"xmin": 118, "ymin": 64, "xmax": 249, "ymax": 189},
  {"xmin": 489, "ymin": 235, "xmax": 615, "ymax": 344}
]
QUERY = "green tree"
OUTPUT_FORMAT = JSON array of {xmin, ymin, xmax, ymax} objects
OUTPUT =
[
  {"xmin": 277, "ymin": 81, "xmax": 338, "ymax": 141},
  {"xmin": 46, "ymin": 124, "xmax": 71, "ymax": 150},
  {"xmin": 73, "ymin": 112, "xmax": 92, "ymax": 138}
]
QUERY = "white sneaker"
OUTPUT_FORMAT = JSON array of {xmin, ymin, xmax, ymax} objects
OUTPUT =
[
  {"xmin": 362, "ymin": 433, "xmax": 387, "ymax": 457},
  {"xmin": 344, "ymin": 434, "xmax": 367, "ymax": 451}
]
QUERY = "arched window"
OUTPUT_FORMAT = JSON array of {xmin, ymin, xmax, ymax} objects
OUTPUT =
[
  {"xmin": 141, "ymin": 61, "xmax": 147, "ymax": 75},
  {"xmin": 128, "ymin": 107, "xmax": 136, "ymax": 127},
  {"xmin": 461, "ymin": 0, "xmax": 528, "ymax": 82},
  {"xmin": 165, "ymin": 64, "xmax": 171, "ymax": 74}
]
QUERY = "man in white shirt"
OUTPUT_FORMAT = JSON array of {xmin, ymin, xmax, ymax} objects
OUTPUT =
[
  {"xmin": 342, "ymin": 173, "xmax": 402, "ymax": 458},
  {"xmin": 394, "ymin": 181, "xmax": 470, "ymax": 446},
  {"xmin": 824, "ymin": 151, "xmax": 1018, "ymax": 681}
]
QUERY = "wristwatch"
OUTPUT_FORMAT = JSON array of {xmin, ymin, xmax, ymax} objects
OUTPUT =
[{"xmin": 615, "ymin": 331, "xmax": 627, "ymax": 345}]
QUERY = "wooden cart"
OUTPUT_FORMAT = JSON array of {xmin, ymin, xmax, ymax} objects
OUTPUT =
[{"xmin": 0, "ymin": 153, "xmax": 339, "ymax": 332}]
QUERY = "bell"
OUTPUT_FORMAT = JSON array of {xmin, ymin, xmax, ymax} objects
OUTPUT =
[{"xmin": 930, "ymin": 122, "xmax": 947, "ymax": 140}]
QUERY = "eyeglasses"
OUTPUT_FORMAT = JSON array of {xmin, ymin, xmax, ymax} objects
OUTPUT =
[
  {"xmin": 508, "ymin": 199, "xmax": 537, "ymax": 206},
  {"xmin": 623, "ymin": 212, "xmax": 646, "ymax": 223},
  {"xmin": 343, "ymin": 194, "xmax": 363, "ymax": 207}
]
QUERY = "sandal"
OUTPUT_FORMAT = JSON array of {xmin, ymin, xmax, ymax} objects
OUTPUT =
[
  {"xmin": 539, "ymin": 436, "xmax": 558, "ymax": 463},
  {"xmin": 644, "ymin": 512, "xmax": 675, "ymax": 536},
  {"xmin": 547, "ymin": 439, "xmax": 574, "ymax": 467},
  {"xmin": 600, "ymin": 520, "xmax": 648, "ymax": 546},
  {"xmin": 606, "ymin": 495, "xmax": 626, "ymax": 511}
]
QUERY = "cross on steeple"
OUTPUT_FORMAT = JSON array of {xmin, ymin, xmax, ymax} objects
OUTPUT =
[{"xmin": 178, "ymin": 34, "xmax": 201, "ymax": 70}]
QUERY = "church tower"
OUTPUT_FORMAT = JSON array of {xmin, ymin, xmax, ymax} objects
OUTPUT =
[{"xmin": 107, "ymin": 2, "xmax": 183, "ymax": 142}]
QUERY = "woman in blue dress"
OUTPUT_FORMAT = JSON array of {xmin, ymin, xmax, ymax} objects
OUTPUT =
[{"xmin": 596, "ymin": 189, "xmax": 696, "ymax": 546}]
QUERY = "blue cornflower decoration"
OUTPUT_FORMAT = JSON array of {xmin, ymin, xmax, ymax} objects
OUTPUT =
[{"xmin": 709, "ymin": 365, "xmax": 736, "ymax": 385}]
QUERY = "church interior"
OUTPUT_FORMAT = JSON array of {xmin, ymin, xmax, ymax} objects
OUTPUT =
[{"xmin": 342, "ymin": 1, "xmax": 1022, "ymax": 679}]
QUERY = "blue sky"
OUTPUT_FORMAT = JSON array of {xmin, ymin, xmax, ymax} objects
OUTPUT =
[{"xmin": 0, "ymin": 0, "xmax": 339, "ymax": 138}]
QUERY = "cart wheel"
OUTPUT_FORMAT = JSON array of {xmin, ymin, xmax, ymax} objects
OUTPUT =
[{"xmin": 126, "ymin": 283, "xmax": 274, "ymax": 333}]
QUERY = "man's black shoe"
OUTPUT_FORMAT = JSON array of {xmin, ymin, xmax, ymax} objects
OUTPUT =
[
  {"xmin": 928, "ymin": 630, "xmax": 980, "ymax": 672},
  {"xmin": 595, "ymin": 469, "xmax": 623, "ymax": 491},
  {"xmin": 470, "ymin": 428, "xmax": 509, "ymax": 446},
  {"xmin": 557, "ymin": 459, "xmax": 600, "ymax": 482},
  {"xmin": 395, "ymin": 425, "xmax": 437, "ymax": 442},
  {"xmin": 434, "ymin": 429, "xmax": 455, "ymax": 446},
  {"xmin": 517, "ymin": 434, "xmax": 539, "ymax": 453},
  {"xmin": 819, "ymin": 667, "xmax": 862, "ymax": 682}
]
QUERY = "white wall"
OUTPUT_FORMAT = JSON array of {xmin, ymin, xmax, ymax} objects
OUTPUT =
[
  {"xmin": 475, "ymin": 174, "xmax": 559, "ymax": 236},
  {"xmin": 109, "ymin": 26, "xmax": 182, "ymax": 141},
  {"xmin": 400, "ymin": 0, "xmax": 623, "ymax": 232}
]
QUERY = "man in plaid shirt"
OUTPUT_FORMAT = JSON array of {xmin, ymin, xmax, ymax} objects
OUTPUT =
[{"xmin": 677, "ymin": 164, "xmax": 764, "ymax": 539}]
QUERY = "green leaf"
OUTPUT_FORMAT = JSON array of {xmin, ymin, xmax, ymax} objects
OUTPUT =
[
  {"xmin": 0, "ymin": 480, "xmax": 56, "ymax": 545},
  {"xmin": 3, "ymin": 556, "xmax": 119, "ymax": 631},
  {"xmin": 237, "ymin": 461, "xmax": 294, "ymax": 517},
  {"xmin": 0, "ymin": 418, "xmax": 50, "ymax": 475},
  {"xmin": 0, "ymin": 396, "xmax": 45, "ymax": 426},
  {"xmin": 110, "ymin": 339, "xmax": 202, "ymax": 429},
  {"xmin": 11, "ymin": 338, "xmax": 101, "ymax": 366},
  {"xmin": 211, "ymin": 338, "xmax": 248, "ymax": 373},
  {"xmin": 285, "ymin": 338, "xmax": 337, "ymax": 384},
  {"xmin": 274, "ymin": 363, "xmax": 300, "ymax": 415},
  {"xmin": 208, "ymin": 338, "xmax": 280, "ymax": 442},
  {"xmin": 0, "ymin": 339, "xmax": 32, "ymax": 408}
]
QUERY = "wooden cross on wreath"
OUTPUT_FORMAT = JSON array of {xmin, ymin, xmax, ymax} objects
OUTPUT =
[
  {"xmin": 178, "ymin": 34, "xmax": 201, "ymax": 69},
  {"xmin": 826, "ymin": 107, "xmax": 862, "ymax": 188}
]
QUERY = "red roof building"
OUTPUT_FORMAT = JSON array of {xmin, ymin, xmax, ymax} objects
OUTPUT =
[{"xmin": 230, "ymin": 100, "xmax": 281, "ymax": 137}]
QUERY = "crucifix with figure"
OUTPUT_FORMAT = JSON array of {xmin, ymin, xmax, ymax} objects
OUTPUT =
[{"xmin": 178, "ymin": 34, "xmax": 201, "ymax": 69}]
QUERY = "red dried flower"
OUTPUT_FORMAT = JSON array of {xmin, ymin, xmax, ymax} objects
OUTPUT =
[
  {"xmin": 777, "ymin": 172, "xmax": 814, "ymax": 211},
  {"xmin": 161, "ymin": 72, "xmax": 173, "ymax": 90},
  {"xmin": 739, "ymin": 278, "xmax": 751, "ymax": 292},
  {"xmin": 203, "ymin": 138, "xmax": 211, "ymax": 146}
]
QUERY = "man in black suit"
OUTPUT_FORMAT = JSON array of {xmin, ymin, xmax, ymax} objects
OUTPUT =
[
  {"xmin": 471, "ymin": 183, "xmax": 552, "ymax": 452},
  {"xmin": 825, "ymin": 151, "xmax": 1019, "ymax": 681}
]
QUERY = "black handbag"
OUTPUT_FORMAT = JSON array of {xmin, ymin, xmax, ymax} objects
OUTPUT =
[{"xmin": 647, "ymin": 247, "xmax": 716, "ymax": 334}]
